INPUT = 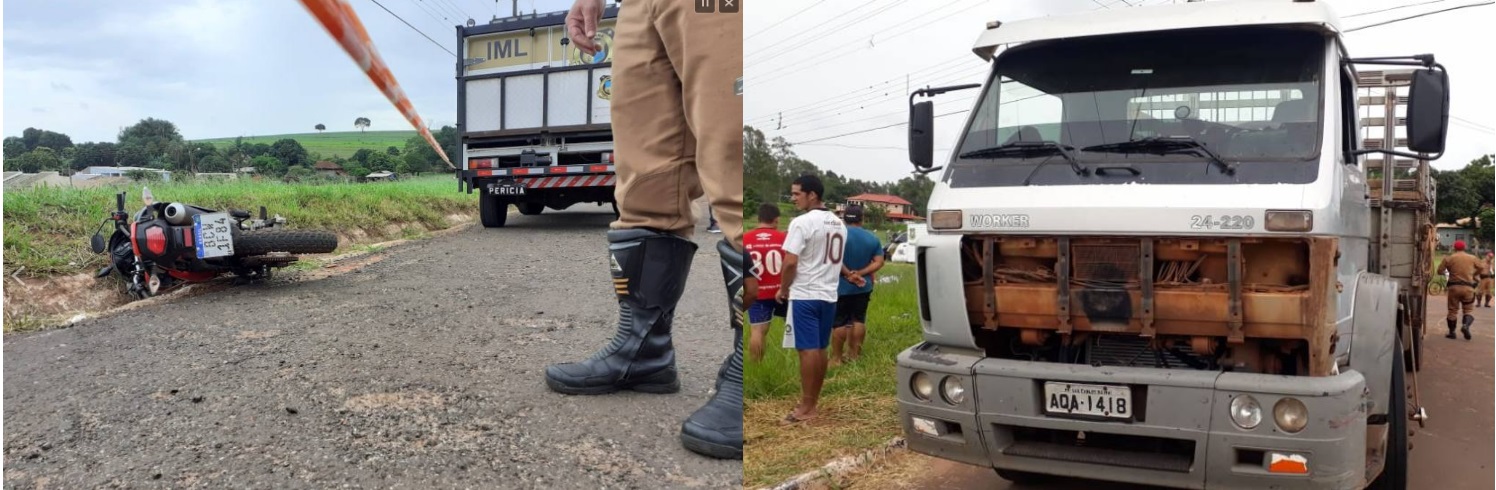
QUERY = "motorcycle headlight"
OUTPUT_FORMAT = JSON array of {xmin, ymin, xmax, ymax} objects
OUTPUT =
[
  {"xmin": 1274, "ymin": 398, "xmax": 1309, "ymax": 434},
  {"xmin": 941, "ymin": 376, "xmax": 966, "ymax": 404},
  {"xmin": 911, "ymin": 371, "xmax": 935, "ymax": 401},
  {"xmin": 1230, "ymin": 395, "xmax": 1263, "ymax": 430}
]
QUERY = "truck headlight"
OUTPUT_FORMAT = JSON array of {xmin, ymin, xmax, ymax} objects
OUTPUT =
[
  {"xmin": 941, "ymin": 376, "xmax": 966, "ymax": 404},
  {"xmin": 1274, "ymin": 398, "xmax": 1309, "ymax": 433},
  {"xmin": 911, "ymin": 371, "xmax": 935, "ymax": 401},
  {"xmin": 1230, "ymin": 395, "xmax": 1263, "ymax": 430}
]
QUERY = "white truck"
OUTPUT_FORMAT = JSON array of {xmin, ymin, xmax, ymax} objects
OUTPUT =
[
  {"xmin": 456, "ymin": 7, "xmax": 621, "ymax": 228},
  {"xmin": 895, "ymin": 1, "xmax": 1448, "ymax": 488}
]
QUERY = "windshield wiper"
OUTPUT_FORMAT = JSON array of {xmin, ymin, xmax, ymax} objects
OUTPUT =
[
  {"xmin": 1082, "ymin": 136, "xmax": 1236, "ymax": 175},
  {"xmin": 959, "ymin": 141, "xmax": 1089, "ymax": 177}
]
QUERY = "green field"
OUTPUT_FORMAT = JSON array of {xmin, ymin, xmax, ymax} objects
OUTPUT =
[
  {"xmin": 2, "ymin": 175, "xmax": 472, "ymax": 277},
  {"xmin": 195, "ymin": 131, "xmax": 417, "ymax": 159},
  {"xmin": 743, "ymin": 263, "xmax": 921, "ymax": 487}
]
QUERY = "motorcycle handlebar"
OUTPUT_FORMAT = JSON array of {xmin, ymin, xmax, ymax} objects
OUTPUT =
[{"xmin": 116, "ymin": 192, "xmax": 126, "ymax": 213}]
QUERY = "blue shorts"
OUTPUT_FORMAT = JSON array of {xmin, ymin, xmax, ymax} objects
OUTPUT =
[
  {"xmin": 790, "ymin": 300, "xmax": 836, "ymax": 351},
  {"xmin": 748, "ymin": 299, "xmax": 787, "ymax": 325}
]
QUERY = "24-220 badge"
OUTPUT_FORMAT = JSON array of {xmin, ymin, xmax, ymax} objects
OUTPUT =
[{"xmin": 1190, "ymin": 215, "xmax": 1255, "ymax": 230}]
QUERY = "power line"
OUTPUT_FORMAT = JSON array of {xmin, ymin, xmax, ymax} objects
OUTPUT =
[
  {"xmin": 790, "ymin": 109, "xmax": 972, "ymax": 145},
  {"xmin": 408, "ymin": 0, "xmax": 450, "ymax": 29},
  {"xmin": 371, "ymin": 0, "xmax": 458, "ymax": 57},
  {"xmin": 746, "ymin": 0, "xmax": 908, "ymax": 66},
  {"xmin": 752, "ymin": 0, "xmax": 987, "ymax": 85},
  {"xmin": 1344, "ymin": 0, "xmax": 1451, "ymax": 18},
  {"xmin": 755, "ymin": 63, "xmax": 986, "ymax": 128},
  {"xmin": 747, "ymin": 0, "xmax": 830, "ymax": 41},
  {"xmin": 1345, "ymin": 1, "xmax": 1494, "ymax": 32}
]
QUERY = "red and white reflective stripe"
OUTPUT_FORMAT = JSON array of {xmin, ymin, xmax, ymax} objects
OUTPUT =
[
  {"xmin": 471, "ymin": 164, "xmax": 614, "ymax": 177},
  {"xmin": 518, "ymin": 174, "xmax": 616, "ymax": 188}
]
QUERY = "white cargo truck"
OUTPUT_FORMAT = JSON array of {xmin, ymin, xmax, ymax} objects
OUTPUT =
[
  {"xmin": 456, "ymin": 6, "xmax": 621, "ymax": 228},
  {"xmin": 895, "ymin": 1, "xmax": 1448, "ymax": 488}
]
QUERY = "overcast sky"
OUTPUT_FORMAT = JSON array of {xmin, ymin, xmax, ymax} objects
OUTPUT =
[
  {"xmin": 3, "ymin": 0, "xmax": 579, "ymax": 143},
  {"xmin": 746, "ymin": 0, "xmax": 1496, "ymax": 182}
]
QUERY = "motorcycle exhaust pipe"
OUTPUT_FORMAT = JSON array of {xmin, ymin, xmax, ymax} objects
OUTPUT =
[{"xmin": 164, "ymin": 203, "xmax": 192, "ymax": 225}]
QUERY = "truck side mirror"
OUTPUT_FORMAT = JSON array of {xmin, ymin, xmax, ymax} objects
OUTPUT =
[
  {"xmin": 1406, "ymin": 68, "xmax": 1449, "ymax": 156},
  {"xmin": 909, "ymin": 101, "xmax": 934, "ymax": 170}
]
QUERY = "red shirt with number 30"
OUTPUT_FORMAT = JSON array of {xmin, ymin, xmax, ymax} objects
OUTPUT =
[{"xmin": 744, "ymin": 225, "xmax": 787, "ymax": 301}]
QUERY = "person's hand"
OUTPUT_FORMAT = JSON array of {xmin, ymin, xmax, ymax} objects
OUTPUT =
[
  {"xmin": 566, "ymin": 0, "xmax": 606, "ymax": 55},
  {"xmin": 776, "ymin": 287, "xmax": 788, "ymax": 303},
  {"xmin": 853, "ymin": 275, "xmax": 867, "ymax": 288}
]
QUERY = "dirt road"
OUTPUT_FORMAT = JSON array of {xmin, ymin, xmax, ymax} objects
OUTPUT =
[
  {"xmin": 3, "ymin": 205, "xmax": 740, "ymax": 489},
  {"xmin": 841, "ymin": 299, "xmax": 1494, "ymax": 489}
]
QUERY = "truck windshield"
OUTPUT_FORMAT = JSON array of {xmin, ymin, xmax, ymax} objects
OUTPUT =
[{"xmin": 948, "ymin": 27, "xmax": 1325, "ymax": 187}]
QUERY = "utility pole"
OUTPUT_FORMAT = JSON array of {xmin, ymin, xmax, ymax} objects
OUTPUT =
[{"xmin": 777, "ymin": 112, "xmax": 783, "ymax": 130}]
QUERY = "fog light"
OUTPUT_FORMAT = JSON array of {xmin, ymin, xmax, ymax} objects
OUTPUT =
[
  {"xmin": 912, "ymin": 372, "xmax": 935, "ymax": 401},
  {"xmin": 941, "ymin": 376, "xmax": 966, "ymax": 404},
  {"xmin": 930, "ymin": 210, "xmax": 962, "ymax": 230},
  {"xmin": 1230, "ymin": 395, "xmax": 1263, "ymax": 429},
  {"xmin": 1265, "ymin": 210, "xmax": 1313, "ymax": 232},
  {"xmin": 1274, "ymin": 398, "xmax": 1309, "ymax": 433}
]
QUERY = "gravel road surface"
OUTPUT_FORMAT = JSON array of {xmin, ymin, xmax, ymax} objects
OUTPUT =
[{"xmin": 4, "ymin": 205, "xmax": 740, "ymax": 489}]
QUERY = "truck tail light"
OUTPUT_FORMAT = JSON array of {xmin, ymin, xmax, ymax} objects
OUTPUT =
[
  {"xmin": 603, "ymin": 152, "xmax": 614, "ymax": 164},
  {"xmin": 471, "ymin": 159, "xmax": 494, "ymax": 169}
]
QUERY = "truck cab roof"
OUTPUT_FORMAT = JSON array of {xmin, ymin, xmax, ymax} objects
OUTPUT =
[{"xmin": 972, "ymin": 0, "xmax": 1343, "ymax": 61}]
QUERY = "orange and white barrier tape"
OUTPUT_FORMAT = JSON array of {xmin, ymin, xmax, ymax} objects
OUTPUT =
[{"xmin": 299, "ymin": 0, "xmax": 454, "ymax": 169}]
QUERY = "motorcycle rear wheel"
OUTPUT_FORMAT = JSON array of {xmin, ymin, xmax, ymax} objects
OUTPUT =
[{"xmin": 235, "ymin": 230, "xmax": 339, "ymax": 256}]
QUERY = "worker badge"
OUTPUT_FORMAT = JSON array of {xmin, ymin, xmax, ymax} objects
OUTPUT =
[{"xmin": 597, "ymin": 75, "xmax": 612, "ymax": 101}]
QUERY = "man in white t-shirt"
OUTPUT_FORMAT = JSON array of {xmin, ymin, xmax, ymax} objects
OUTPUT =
[{"xmin": 775, "ymin": 174, "xmax": 846, "ymax": 424}]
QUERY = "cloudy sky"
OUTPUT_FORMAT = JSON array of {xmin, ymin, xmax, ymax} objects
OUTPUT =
[
  {"xmin": 4, "ymin": 0, "xmax": 580, "ymax": 143},
  {"xmin": 746, "ymin": 0, "xmax": 1496, "ymax": 182}
]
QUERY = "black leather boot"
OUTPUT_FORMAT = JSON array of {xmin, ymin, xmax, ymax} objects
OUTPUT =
[
  {"xmin": 545, "ymin": 229, "xmax": 696, "ymax": 395},
  {"xmin": 1463, "ymin": 314, "xmax": 1475, "ymax": 340},
  {"xmin": 1447, "ymin": 319, "xmax": 1458, "ymax": 339},
  {"xmin": 680, "ymin": 240, "xmax": 744, "ymax": 460}
]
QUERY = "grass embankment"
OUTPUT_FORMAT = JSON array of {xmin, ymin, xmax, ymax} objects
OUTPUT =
[
  {"xmin": 743, "ymin": 263, "xmax": 922, "ymax": 488},
  {"xmin": 2, "ymin": 175, "xmax": 472, "ymax": 278},
  {"xmin": 195, "ymin": 130, "xmax": 416, "ymax": 158}
]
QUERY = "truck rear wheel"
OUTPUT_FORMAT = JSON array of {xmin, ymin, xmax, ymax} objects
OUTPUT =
[
  {"xmin": 995, "ymin": 469, "xmax": 1052, "ymax": 485},
  {"xmin": 480, "ymin": 195, "xmax": 509, "ymax": 228},
  {"xmin": 1370, "ymin": 341, "xmax": 1408, "ymax": 489},
  {"xmin": 518, "ymin": 202, "xmax": 545, "ymax": 215}
]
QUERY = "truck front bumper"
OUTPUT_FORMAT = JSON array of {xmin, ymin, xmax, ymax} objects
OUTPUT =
[{"xmin": 897, "ymin": 344, "xmax": 1374, "ymax": 490}]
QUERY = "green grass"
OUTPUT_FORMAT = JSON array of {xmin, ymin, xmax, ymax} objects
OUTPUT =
[
  {"xmin": 2, "ymin": 175, "xmax": 473, "ymax": 277},
  {"xmin": 743, "ymin": 263, "xmax": 922, "ymax": 487},
  {"xmin": 195, "ymin": 131, "xmax": 417, "ymax": 159}
]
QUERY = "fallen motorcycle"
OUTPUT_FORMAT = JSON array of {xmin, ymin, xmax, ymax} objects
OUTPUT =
[{"xmin": 90, "ymin": 188, "xmax": 339, "ymax": 299}]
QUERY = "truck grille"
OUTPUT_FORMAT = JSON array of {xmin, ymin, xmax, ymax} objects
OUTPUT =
[
  {"xmin": 1084, "ymin": 335, "xmax": 1209, "ymax": 370},
  {"xmin": 1072, "ymin": 244, "xmax": 1138, "ymax": 284}
]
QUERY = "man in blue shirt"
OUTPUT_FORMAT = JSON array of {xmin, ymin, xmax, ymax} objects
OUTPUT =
[{"xmin": 831, "ymin": 205, "xmax": 885, "ymax": 365}]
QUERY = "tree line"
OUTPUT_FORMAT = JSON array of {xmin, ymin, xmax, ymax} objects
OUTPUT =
[
  {"xmin": 744, "ymin": 125, "xmax": 936, "ymax": 226},
  {"xmin": 1433, "ymin": 154, "xmax": 1495, "ymax": 246},
  {"xmin": 2, "ymin": 118, "xmax": 459, "ymax": 181}
]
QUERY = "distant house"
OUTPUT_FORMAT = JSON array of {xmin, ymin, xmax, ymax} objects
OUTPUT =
[
  {"xmin": 313, "ymin": 161, "xmax": 346, "ymax": 177},
  {"xmin": 1436, "ymin": 217, "xmax": 1482, "ymax": 250},
  {"xmin": 82, "ymin": 166, "xmax": 172, "ymax": 181},
  {"xmin": 844, "ymin": 193, "xmax": 924, "ymax": 222}
]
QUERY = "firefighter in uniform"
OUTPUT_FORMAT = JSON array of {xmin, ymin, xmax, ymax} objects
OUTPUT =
[
  {"xmin": 1478, "ymin": 252, "xmax": 1494, "ymax": 308},
  {"xmin": 544, "ymin": 0, "xmax": 743, "ymax": 460},
  {"xmin": 1436, "ymin": 240, "xmax": 1485, "ymax": 340}
]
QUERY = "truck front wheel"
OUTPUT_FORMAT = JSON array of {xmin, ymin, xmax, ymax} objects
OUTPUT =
[
  {"xmin": 480, "ymin": 195, "xmax": 509, "ymax": 228},
  {"xmin": 1370, "ymin": 341, "xmax": 1408, "ymax": 489}
]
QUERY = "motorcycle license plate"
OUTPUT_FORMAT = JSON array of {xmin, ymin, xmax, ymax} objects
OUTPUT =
[
  {"xmin": 1043, "ymin": 382, "xmax": 1132, "ymax": 420},
  {"xmin": 193, "ymin": 212, "xmax": 235, "ymax": 259},
  {"xmin": 488, "ymin": 181, "xmax": 527, "ymax": 196}
]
